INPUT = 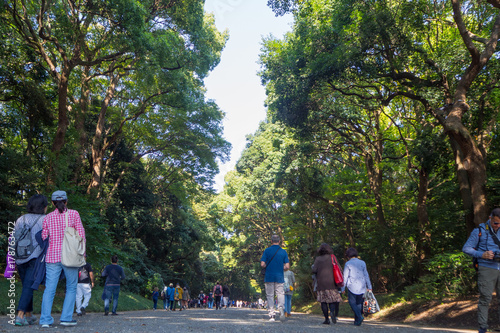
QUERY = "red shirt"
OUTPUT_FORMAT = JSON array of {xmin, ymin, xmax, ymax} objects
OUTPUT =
[{"xmin": 42, "ymin": 208, "xmax": 86, "ymax": 263}]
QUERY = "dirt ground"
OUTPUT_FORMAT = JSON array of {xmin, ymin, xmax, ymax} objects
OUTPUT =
[{"xmin": 373, "ymin": 296, "xmax": 500, "ymax": 331}]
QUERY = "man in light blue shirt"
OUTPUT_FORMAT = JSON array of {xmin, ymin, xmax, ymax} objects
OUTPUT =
[
  {"xmin": 260, "ymin": 234, "xmax": 289, "ymax": 322},
  {"xmin": 463, "ymin": 208, "xmax": 500, "ymax": 333}
]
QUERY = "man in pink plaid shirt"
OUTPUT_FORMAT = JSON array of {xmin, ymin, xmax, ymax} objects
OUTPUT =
[{"xmin": 39, "ymin": 190, "xmax": 86, "ymax": 328}]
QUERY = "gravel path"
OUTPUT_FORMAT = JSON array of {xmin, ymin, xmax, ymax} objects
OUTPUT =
[{"xmin": 1, "ymin": 307, "xmax": 476, "ymax": 332}]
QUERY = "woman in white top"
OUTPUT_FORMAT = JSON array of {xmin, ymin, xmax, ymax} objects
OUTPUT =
[{"xmin": 342, "ymin": 247, "xmax": 372, "ymax": 326}]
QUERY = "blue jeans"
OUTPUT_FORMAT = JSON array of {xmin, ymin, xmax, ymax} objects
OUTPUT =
[
  {"xmin": 348, "ymin": 289, "xmax": 364, "ymax": 324},
  {"xmin": 284, "ymin": 294, "xmax": 292, "ymax": 314},
  {"xmin": 40, "ymin": 262, "xmax": 78, "ymax": 325},
  {"xmin": 104, "ymin": 286, "xmax": 120, "ymax": 314},
  {"xmin": 17, "ymin": 258, "xmax": 36, "ymax": 313},
  {"xmin": 168, "ymin": 300, "xmax": 175, "ymax": 310}
]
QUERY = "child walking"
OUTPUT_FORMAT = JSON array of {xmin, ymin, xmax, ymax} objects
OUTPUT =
[{"xmin": 152, "ymin": 287, "xmax": 159, "ymax": 310}]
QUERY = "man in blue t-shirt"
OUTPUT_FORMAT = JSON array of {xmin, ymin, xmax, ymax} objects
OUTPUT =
[{"xmin": 260, "ymin": 234, "xmax": 289, "ymax": 322}]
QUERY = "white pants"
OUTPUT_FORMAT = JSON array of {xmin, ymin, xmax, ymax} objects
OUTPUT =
[
  {"xmin": 223, "ymin": 297, "xmax": 229, "ymax": 307},
  {"xmin": 76, "ymin": 283, "xmax": 92, "ymax": 313},
  {"xmin": 265, "ymin": 282, "xmax": 284, "ymax": 317}
]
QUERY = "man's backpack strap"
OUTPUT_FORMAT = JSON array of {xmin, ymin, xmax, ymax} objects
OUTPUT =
[
  {"xmin": 486, "ymin": 224, "xmax": 500, "ymax": 249},
  {"xmin": 472, "ymin": 226, "xmax": 483, "ymax": 271}
]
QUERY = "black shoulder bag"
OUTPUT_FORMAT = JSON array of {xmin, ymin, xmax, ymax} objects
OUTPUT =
[{"xmin": 260, "ymin": 247, "xmax": 281, "ymax": 276}]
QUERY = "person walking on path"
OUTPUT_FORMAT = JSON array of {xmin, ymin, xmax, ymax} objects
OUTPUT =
[
  {"xmin": 207, "ymin": 292, "xmax": 214, "ymax": 309},
  {"xmin": 174, "ymin": 283, "xmax": 183, "ymax": 311},
  {"xmin": 13, "ymin": 194, "xmax": 48, "ymax": 326},
  {"xmin": 463, "ymin": 208, "xmax": 500, "ymax": 333},
  {"xmin": 152, "ymin": 287, "xmax": 159, "ymax": 310},
  {"xmin": 161, "ymin": 286, "xmax": 168, "ymax": 310},
  {"xmin": 40, "ymin": 190, "xmax": 86, "ymax": 328},
  {"xmin": 283, "ymin": 268, "xmax": 296, "ymax": 318},
  {"xmin": 102, "ymin": 255, "xmax": 126, "ymax": 316},
  {"xmin": 213, "ymin": 282, "xmax": 223, "ymax": 310},
  {"xmin": 312, "ymin": 243, "xmax": 342, "ymax": 325},
  {"xmin": 166, "ymin": 283, "xmax": 175, "ymax": 311},
  {"xmin": 181, "ymin": 287, "xmax": 190, "ymax": 310},
  {"xmin": 260, "ymin": 234, "xmax": 290, "ymax": 322},
  {"xmin": 76, "ymin": 261, "xmax": 94, "ymax": 316},
  {"xmin": 341, "ymin": 247, "xmax": 372, "ymax": 326},
  {"xmin": 222, "ymin": 284, "xmax": 230, "ymax": 309}
]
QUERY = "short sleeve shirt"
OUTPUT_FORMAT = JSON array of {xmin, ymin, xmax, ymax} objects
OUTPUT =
[
  {"xmin": 260, "ymin": 245, "xmax": 289, "ymax": 283},
  {"xmin": 78, "ymin": 263, "xmax": 93, "ymax": 284}
]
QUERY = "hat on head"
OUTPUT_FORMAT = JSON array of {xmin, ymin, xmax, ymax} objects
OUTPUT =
[{"xmin": 51, "ymin": 190, "xmax": 67, "ymax": 201}]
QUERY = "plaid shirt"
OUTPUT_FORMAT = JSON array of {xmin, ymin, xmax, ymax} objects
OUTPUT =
[{"xmin": 42, "ymin": 208, "xmax": 86, "ymax": 263}]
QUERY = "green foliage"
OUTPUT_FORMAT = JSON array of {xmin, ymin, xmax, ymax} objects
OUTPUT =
[
  {"xmin": 402, "ymin": 252, "xmax": 477, "ymax": 301},
  {"xmin": 0, "ymin": 279, "xmax": 151, "ymax": 315}
]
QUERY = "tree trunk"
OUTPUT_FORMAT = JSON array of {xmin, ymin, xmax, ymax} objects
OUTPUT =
[
  {"xmin": 73, "ymin": 67, "xmax": 91, "ymax": 184},
  {"xmin": 87, "ymin": 73, "xmax": 119, "ymax": 196},
  {"xmin": 47, "ymin": 69, "xmax": 71, "ymax": 185},
  {"xmin": 446, "ymin": 103, "xmax": 489, "ymax": 231},
  {"xmin": 416, "ymin": 167, "xmax": 432, "ymax": 263}
]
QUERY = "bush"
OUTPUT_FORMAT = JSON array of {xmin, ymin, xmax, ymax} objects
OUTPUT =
[{"xmin": 402, "ymin": 251, "xmax": 476, "ymax": 301}]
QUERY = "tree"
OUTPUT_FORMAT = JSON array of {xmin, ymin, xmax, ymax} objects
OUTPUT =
[
  {"xmin": 263, "ymin": 0, "xmax": 500, "ymax": 229},
  {"xmin": 3, "ymin": 0, "xmax": 229, "ymax": 193}
]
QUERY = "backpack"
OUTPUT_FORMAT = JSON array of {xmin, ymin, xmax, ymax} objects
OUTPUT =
[
  {"xmin": 13, "ymin": 216, "xmax": 42, "ymax": 260},
  {"xmin": 161, "ymin": 291, "xmax": 166, "ymax": 300},
  {"xmin": 284, "ymin": 275, "xmax": 291, "ymax": 293},
  {"xmin": 215, "ymin": 285, "xmax": 222, "ymax": 296},
  {"xmin": 79, "ymin": 265, "xmax": 89, "ymax": 281},
  {"xmin": 472, "ymin": 226, "xmax": 483, "ymax": 271}
]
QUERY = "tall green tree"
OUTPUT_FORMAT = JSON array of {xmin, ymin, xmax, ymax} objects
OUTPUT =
[
  {"xmin": 3, "ymin": 0, "xmax": 229, "ymax": 193},
  {"xmin": 263, "ymin": 0, "xmax": 500, "ymax": 230}
]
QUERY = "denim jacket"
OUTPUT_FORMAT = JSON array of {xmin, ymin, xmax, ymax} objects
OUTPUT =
[{"xmin": 463, "ymin": 220, "xmax": 500, "ymax": 270}]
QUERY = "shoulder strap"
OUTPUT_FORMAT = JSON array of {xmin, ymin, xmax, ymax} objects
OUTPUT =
[
  {"xmin": 266, "ymin": 246, "xmax": 281, "ymax": 266},
  {"xmin": 487, "ymin": 225, "xmax": 500, "ymax": 248},
  {"xmin": 30, "ymin": 215, "xmax": 44, "ymax": 230},
  {"xmin": 65, "ymin": 210, "xmax": 69, "ymax": 229}
]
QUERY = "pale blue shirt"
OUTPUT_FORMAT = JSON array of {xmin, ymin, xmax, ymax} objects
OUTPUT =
[{"xmin": 341, "ymin": 257, "xmax": 372, "ymax": 295}]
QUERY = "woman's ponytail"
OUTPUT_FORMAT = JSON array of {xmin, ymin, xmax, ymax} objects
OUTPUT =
[{"xmin": 53, "ymin": 200, "xmax": 67, "ymax": 213}]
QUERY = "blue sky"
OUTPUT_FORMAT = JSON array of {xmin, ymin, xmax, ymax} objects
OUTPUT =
[{"xmin": 203, "ymin": 1, "xmax": 293, "ymax": 192}]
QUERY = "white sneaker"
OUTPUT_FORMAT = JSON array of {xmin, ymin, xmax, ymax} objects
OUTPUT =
[
  {"xmin": 279, "ymin": 307, "xmax": 285, "ymax": 321},
  {"xmin": 269, "ymin": 316, "xmax": 275, "ymax": 322}
]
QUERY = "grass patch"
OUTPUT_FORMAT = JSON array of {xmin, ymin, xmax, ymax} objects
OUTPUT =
[{"xmin": 0, "ymin": 277, "xmax": 152, "ymax": 315}]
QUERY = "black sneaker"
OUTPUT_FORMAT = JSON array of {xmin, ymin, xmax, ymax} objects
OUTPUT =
[
  {"xmin": 77, "ymin": 312, "xmax": 83, "ymax": 316},
  {"xmin": 111, "ymin": 313, "xmax": 118, "ymax": 316},
  {"xmin": 104, "ymin": 311, "xmax": 109, "ymax": 316},
  {"xmin": 81, "ymin": 307, "xmax": 86, "ymax": 315}
]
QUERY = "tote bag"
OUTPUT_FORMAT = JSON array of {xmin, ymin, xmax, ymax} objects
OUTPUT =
[
  {"xmin": 61, "ymin": 211, "xmax": 86, "ymax": 267},
  {"xmin": 363, "ymin": 290, "xmax": 380, "ymax": 314}
]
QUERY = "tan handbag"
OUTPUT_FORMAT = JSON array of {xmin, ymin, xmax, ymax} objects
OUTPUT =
[{"xmin": 61, "ymin": 211, "xmax": 86, "ymax": 267}]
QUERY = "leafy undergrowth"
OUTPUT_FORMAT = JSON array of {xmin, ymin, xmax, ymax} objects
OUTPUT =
[{"xmin": 0, "ymin": 279, "xmax": 152, "ymax": 315}]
